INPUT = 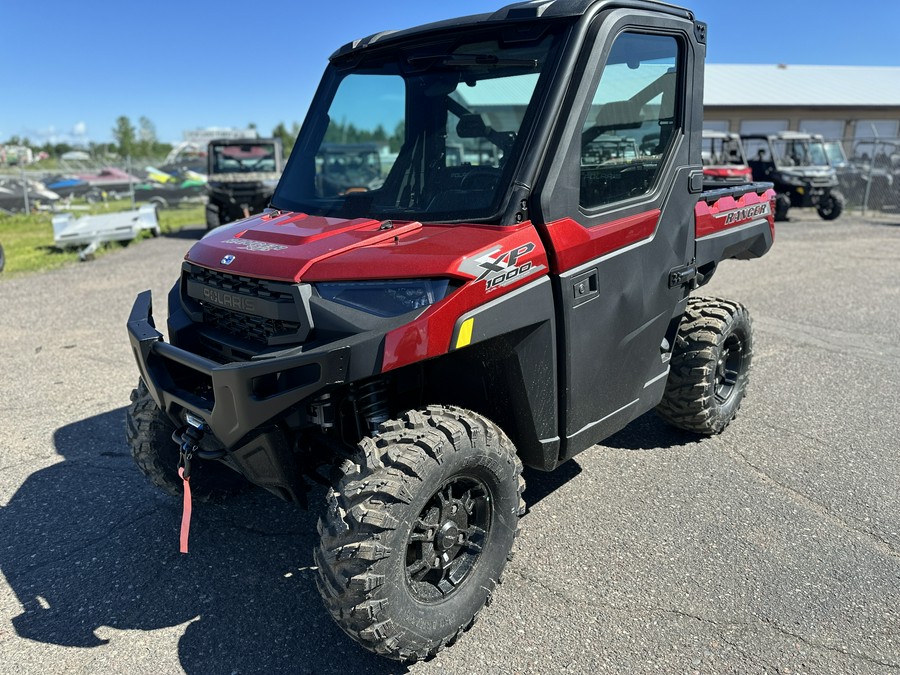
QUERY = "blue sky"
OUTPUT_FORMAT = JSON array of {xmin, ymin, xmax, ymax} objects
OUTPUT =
[{"xmin": 2, "ymin": 0, "xmax": 898, "ymax": 145}]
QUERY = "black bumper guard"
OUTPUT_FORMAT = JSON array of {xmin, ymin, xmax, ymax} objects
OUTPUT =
[{"xmin": 127, "ymin": 290, "xmax": 349, "ymax": 449}]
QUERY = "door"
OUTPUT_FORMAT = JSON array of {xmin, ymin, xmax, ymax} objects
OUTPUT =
[{"xmin": 533, "ymin": 10, "xmax": 704, "ymax": 460}]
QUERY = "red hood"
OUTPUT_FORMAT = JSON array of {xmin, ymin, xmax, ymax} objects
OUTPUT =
[{"xmin": 186, "ymin": 210, "xmax": 533, "ymax": 283}]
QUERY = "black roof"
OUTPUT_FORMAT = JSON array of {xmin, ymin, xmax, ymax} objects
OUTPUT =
[{"xmin": 330, "ymin": 0, "xmax": 694, "ymax": 60}]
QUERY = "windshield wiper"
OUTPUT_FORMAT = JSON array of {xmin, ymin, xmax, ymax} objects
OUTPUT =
[{"xmin": 407, "ymin": 54, "xmax": 538, "ymax": 68}]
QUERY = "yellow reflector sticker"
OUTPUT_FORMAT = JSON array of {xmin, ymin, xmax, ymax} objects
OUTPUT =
[{"xmin": 456, "ymin": 318, "xmax": 474, "ymax": 349}]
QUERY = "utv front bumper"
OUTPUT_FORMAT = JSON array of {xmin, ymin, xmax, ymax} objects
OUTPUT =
[{"xmin": 127, "ymin": 289, "xmax": 349, "ymax": 450}]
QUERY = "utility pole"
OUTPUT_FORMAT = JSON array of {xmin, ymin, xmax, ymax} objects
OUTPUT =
[
  {"xmin": 20, "ymin": 166, "xmax": 30, "ymax": 214},
  {"xmin": 861, "ymin": 123, "xmax": 879, "ymax": 216}
]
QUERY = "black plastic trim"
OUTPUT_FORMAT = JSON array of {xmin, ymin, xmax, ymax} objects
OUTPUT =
[
  {"xmin": 129, "ymin": 290, "xmax": 351, "ymax": 449},
  {"xmin": 449, "ymin": 277, "xmax": 554, "ymax": 349},
  {"xmin": 447, "ymin": 278, "xmax": 560, "ymax": 471},
  {"xmin": 330, "ymin": 0, "xmax": 693, "ymax": 60},
  {"xmin": 695, "ymin": 218, "xmax": 774, "ymax": 265}
]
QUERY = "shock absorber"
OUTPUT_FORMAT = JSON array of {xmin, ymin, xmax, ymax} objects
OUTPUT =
[{"xmin": 355, "ymin": 379, "xmax": 390, "ymax": 434}]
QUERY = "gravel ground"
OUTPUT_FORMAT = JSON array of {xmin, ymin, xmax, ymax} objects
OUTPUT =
[{"xmin": 1, "ymin": 209, "xmax": 898, "ymax": 674}]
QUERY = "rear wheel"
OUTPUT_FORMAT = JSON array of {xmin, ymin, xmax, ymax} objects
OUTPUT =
[
  {"xmin": 316, "ymin": 406, "xmax": 525, "ymax": 661},
  {"xmin": 817, "ymin": 189, "xmax": 844, "ymax": 220},
  {"xmin": 126, "ymin": 380, "xmax": 248, "ymax": 500},
  {"xmin": 656, "ymin": 297, "xmax": 753, "ymax": 435},
  {"xmin": 774, "ymin": 193, "xmax": 790, "ymax": 221}
]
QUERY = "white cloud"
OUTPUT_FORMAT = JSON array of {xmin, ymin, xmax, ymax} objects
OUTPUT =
[{"xmin": 72, "ymin": 121, "xmax": 87, "ymax": 136}]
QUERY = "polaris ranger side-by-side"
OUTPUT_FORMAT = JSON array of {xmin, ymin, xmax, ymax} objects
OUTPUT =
[
  {"xmin": 127, "ymin": 0, "xmax": 775, "ymax": 661},
  {"xmin": 702, "ymin": 130, "xmax": 752, "ymax": 187},
  {"xmin": 204, "ymin": 138, "xmax": 283, "ymax": 230},
  {"xmin": 743, "ymin": 131, "xmax": 843, "ymax": 221}
]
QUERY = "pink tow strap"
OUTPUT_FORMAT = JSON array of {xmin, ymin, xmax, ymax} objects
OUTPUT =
[{"xmin": 178, "ymin": 467, "xmax": 193, "ymax": 553}]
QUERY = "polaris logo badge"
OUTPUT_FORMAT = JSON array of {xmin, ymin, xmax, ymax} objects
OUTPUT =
[
  {"xmin": 221, "ymin": 254, "xmax": 236, "ymax": 265},
  {"xmin": 716, "ymin": 202, "xmax": 771, "ymax": 226},
  {"xmin": 202, "ymin": 287, "xmax": 256, "ymax": 313}
]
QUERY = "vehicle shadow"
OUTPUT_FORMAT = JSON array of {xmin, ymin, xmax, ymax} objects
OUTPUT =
[
  {"xmin": 522, "ymin": 461, "xmax": 582, "ymax": 509},
  {"xmin": 521, "ymin": 412, "xmax": 699, "ymax": 508},
  {"xmin": 164, "ymin": 226, "xmax": 207, "ymax": 240},
  {"xmin": 600, "ymin": 411, "xmax": 702, "ymax": 451},
  {"xmin": 864, "ymin": 216, "xmax": 900, "ymax": 227},
  {"xmin": 0, "ymin": 408, "xmax": 404, "ymax": 675}
]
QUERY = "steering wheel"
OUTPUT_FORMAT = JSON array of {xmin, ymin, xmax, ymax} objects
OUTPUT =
[{"xmin": 459, "ymin": 167, "xmax": 500, "ymax": 191}]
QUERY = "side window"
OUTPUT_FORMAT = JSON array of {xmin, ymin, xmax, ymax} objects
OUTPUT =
[{"xmin": 580, "ymin": 32, "xmax": 680, "ymax": 209}]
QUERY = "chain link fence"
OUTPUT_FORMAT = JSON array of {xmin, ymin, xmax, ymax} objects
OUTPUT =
[
  {"xmin": 829, "ymin": 137, "xmax": 900, "ymax": 214},
  {"xmin": 4, "ymin": 139, "xmax": 899, "ymax": 216},
  {"xmin": 0, "ymin": 153, "xmax": 201, "ymax": 215}
]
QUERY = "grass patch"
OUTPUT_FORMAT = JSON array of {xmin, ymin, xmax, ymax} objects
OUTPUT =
[{"xmin": 0, "ymin": 201, "xmax": 204, "ymax": 278}]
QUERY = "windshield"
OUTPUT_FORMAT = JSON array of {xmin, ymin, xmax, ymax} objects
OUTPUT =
[
  {"xmin": 852, "ymin": 141, "xmax": 900, "ymax": 169},
  {"xmin": 824, "ymin": 141, "xmax": 847, "ymax": 166},
  {"xmin": 772, "ymin": 139, "xmax": 829, "ymax": 167},
  {"xmin": 211, "ymin": 143, "xmax": 278, "ymax": 174},
  {"xmin": 273, "ymin": 25, "xmax": 564, "ymax": 223}
]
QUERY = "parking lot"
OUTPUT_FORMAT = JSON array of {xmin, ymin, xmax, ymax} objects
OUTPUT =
[{"xmin": 1, "ymin": 208, "xmax": 899, "ymax": 674}]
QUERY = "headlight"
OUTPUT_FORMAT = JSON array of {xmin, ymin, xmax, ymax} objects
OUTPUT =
[
  {"xmin": 315, "ymin": 279, "xmax": 452, "ymax": 317},
  {"xmin": 779, "ymin": 173, "xmax": 806, "ymax": 186}
]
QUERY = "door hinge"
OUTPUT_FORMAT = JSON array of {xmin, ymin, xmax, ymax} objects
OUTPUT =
[{"xmin": 668, "ymin": 263, "xmax": 697, "ymax": 288}]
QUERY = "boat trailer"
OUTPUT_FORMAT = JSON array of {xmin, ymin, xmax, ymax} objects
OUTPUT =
[{"xmin": 52, "ymin": 205, "xmax": 161, "ymax": 261}]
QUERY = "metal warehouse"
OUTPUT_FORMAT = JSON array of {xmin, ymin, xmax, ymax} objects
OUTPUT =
[{"xmin": 703, "ymin": 64, "xmax": 900, "ymax": 141}]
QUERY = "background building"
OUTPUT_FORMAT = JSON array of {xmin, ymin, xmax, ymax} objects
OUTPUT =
[
  {"xmin": 703, "ymin": 64, "xmax": 900, "ymax": 143},
  {"xmin": 182, "ymin": 127, "xmax": 259, "ymax": 144}
]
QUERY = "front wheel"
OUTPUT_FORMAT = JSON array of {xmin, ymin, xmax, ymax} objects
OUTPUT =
[
  {"xmin": 204, "ymin": 204, "xmax": 221, "ymax": 231},
  {"xmin": 315, "ymin": 406, "xmax": 525, "ymax": 662},
  {"xmin": 817, "ymin": 190, "xmax": 844, "ymax": 220},
  {"xmin": 656, "ymin": 297, "xmax": 753, "ymax": 435}
]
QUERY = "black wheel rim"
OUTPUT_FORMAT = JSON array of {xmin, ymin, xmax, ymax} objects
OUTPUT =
[
  {"xmin": 405, "ymin": 475, "xmax": 492, "ymax": 603},
  {"xmin": 715, "ymin": 333, "xmax": 744, "ymax": 404}
]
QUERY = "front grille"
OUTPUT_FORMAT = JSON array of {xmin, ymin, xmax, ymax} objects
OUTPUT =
[
  {"xmin": 182, "ymin": 264, "xmax": 310, "ymax": 348},
  {"xmin": 214, "ymin": 182, "xmax": 270, "ymax": 203},
  {"xmin": 202, "ymin": 305, "xmax": 302, "ymax": 344},
  {"xmin": 188, "ymin": 265, "xmax": 294, "ymax": 302}
]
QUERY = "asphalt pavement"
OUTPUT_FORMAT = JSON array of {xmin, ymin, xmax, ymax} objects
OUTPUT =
[{"xmin": 1, "ymin": 208, "xmax": 899, "ymax": 674}]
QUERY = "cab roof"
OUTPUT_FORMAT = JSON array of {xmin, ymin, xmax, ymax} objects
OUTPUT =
[{"xmin": 331, "ymin": 0, "xmax": 694, "ymax": 60}]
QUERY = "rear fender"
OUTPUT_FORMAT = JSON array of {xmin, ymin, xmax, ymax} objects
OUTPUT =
[{"xmin": 694, "ymin": 186, "xmax": 775, "ymax": 282}]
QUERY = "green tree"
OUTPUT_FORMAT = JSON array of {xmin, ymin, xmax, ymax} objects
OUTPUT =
[
  {"xmin": 90, "ymin": 141, "xmax": 117, "ymax": 158},
  {"xmin": 272, "ymin": 122, "xmax": 297, "ymax": 155},
  {"xmin": 138, "ymin": 116, "xmax": 158, "ymax": 158},
  {"xmin": 113, "ymin": 115, "xmax": 137, "ymax": 157}
]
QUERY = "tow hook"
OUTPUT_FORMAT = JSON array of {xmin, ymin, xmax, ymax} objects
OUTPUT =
[
  {"xmin": 175, "ymin": 414, "xmax": 207, "ymax": 479},
  {"xmin": 172, "ymin": 413, "xmax": 211, "ymax": 554},
  {"xmin": 173, "ymin": 413, "xmax": 226, "ymax": 475}
]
